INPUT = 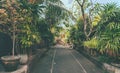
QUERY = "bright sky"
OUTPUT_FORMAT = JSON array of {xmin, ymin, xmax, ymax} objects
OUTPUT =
[{"xmin": 61, "ymin": 0, "xmax": 120, "ymax": 8}]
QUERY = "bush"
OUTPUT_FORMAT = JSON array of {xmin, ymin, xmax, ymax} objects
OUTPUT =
[
  {"xmin": 83, "ymin": 37, "xmax": 98, "ymax": 48},
  {"xmin": 98, "ymin": 55, "xmax": 120, "ymax": 64}
]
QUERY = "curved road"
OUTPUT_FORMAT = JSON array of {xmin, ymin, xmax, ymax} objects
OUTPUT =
[{"xmin": 29, "ymin": 45, "xmax": 106, "ymax": 73}]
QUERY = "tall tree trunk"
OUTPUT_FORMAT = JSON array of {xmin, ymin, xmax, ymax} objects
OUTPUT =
[
  {"xmin": 81, "ymin": 7, "xmax": 89, "ymax": 40},
  {"xmin": 76, "ymin": 0, "xmax": 94, "ymax": 40},
  {"xmin": 12, "ymin": 23, "xmax": 15, "ymax": 56}
]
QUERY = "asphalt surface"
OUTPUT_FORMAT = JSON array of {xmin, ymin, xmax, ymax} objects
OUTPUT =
[{"xmin": 29, "ymin": 45, "xmax": 106, "ymax": 73}]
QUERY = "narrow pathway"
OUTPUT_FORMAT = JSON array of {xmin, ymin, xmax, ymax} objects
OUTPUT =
[{"xmin": 29, "ymin": 45, "xmax": 105, "ymax": 73}]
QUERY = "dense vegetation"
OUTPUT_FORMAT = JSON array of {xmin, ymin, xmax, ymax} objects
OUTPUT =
[
  {"xmin": 68, "ymin": 1, "xmax": 120, "ymax": 63},
  {"xmin": 0, "ymin": 0, "xmax": 119, "ymax": 63},
  {"xmin": 0, "ymin": 0, "xmax": 70, "ymax": 55}
]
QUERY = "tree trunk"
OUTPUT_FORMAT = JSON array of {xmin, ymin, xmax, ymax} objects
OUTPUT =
[{"xmin": 12, "ymin": 23, "xmax": 15, "ymax": 56}]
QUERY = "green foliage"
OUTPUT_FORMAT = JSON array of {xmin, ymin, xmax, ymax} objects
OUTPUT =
[
  {"xmin": 0, "ymin": 0, "xmax": 45, "ymax": 55},
  {"xmin": 98, "ymin": 56, "xmax": 112, "ymax": 63},
  {"xmin": 15, "ymin": 1, "xmax": 44, "ymax": 54},
  {"xmin": 68, "ymin": 18, "xmax": 86, "ymax": 48},
  {"xmin": 97, "ymin": 30, "xmax": 120, "ymax": 54},
  {"xmin": 36, "ymin": 20, "xmax": 54, "ymax": 46},
  {"xmin": 92, "ymin": 15, "xmax": 101, "ymax": 27},
  {"xmin": 96, "ymin": 3, "xmax": 120, "ymax": 55},
  {"xmin": 45, "ymin": 0, "xmax": 75, "ymax": 28},
  {"xmin": 19, "ymin": 24, "xmax": 41, "ymax": 49},
  {"xmin": 70, "ymin": 2, "xmax": 120, "ymax": 60},
  {"xmin": 98, "ymin": 55, "xmax": 120, "ymax": 64},
  {"xmin": 84, "ymin": 37, "xmax": 98, "ymax": 48}
]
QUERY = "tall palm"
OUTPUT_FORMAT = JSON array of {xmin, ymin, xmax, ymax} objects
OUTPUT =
[{"xmin": 97, "ymin": 3, "xmax": 120, "ymax": 56}]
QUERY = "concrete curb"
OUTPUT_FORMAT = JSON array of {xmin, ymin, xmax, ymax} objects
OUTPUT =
[
  {"xmin": 0, "ymin": 65, "xmax": 27, "ymax": 73},
  {"xmin": 77, "ymin": 50, "xmax": 120, "ymax": 73},
  {"xmin": 103, "ymin": 63, "xmax": 120, "ymax": 73}
]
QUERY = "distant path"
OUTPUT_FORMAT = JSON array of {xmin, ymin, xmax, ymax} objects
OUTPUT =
[{"xmin": 29, "ymin": 45, "xmax": 105, "ymax": 73}]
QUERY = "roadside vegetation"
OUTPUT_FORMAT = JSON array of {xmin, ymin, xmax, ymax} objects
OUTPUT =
[
  {"xmin": 0, "ymin": 0, "xmax": 119, "ymax": 70},
  {"xmin": 68, "ymin": 1, "xmax": 120, "ymax": 64}
]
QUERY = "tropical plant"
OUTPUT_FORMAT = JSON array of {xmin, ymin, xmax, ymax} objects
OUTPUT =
[
  {"xmin": 36, "ymin": 19, "xmax": 54, "ymax": 47},
  {"xmin": 16, "ymin": 0, "xmax": 44, "ymax": 54},
  {"xmin": 68, "ymin": 17, "xmax": 86, "ymax": 48},
  {"xmin": 96, "ymin": 3, "xmax": 120, "ymax": 56},
  {"xmin": 45, "ymin": 0, "xmax": 75, "ymax": 27},
  {"xmin": 84, "ymin": 37, "xmax": 98, "ymax": 49}
]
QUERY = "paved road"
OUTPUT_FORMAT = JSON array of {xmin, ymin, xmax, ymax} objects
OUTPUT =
[{"xmin": 29, "ymin": 45, "xmax": 106, "ymax": 73}]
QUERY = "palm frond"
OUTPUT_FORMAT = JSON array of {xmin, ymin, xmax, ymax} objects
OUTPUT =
[{"xmin": 47, "ymin": 1, "xmax": 76, "ymax": 21}]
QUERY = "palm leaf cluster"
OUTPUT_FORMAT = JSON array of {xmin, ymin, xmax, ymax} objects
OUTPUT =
[
  {"xmin": 45, "ymin": 0, "xmax": 75, "ymax": 27},
  {"xmin": 97, "ymin": 3, "xmax": 120, "ymax": 56}
]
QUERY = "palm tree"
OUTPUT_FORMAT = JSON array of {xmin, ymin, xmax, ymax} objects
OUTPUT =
[
  {"xmin": 45, "ymin": 0, "xmax": 75, "ymax": 28},
  {"xmin": 97, "ymin": 3, "xmax": 120, "ymax": 56}
]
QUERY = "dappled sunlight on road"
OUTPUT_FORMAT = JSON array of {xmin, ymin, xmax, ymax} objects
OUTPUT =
[{"xmin": 52, "ymin": 44, "xmax": 73, "ymax": 49}]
